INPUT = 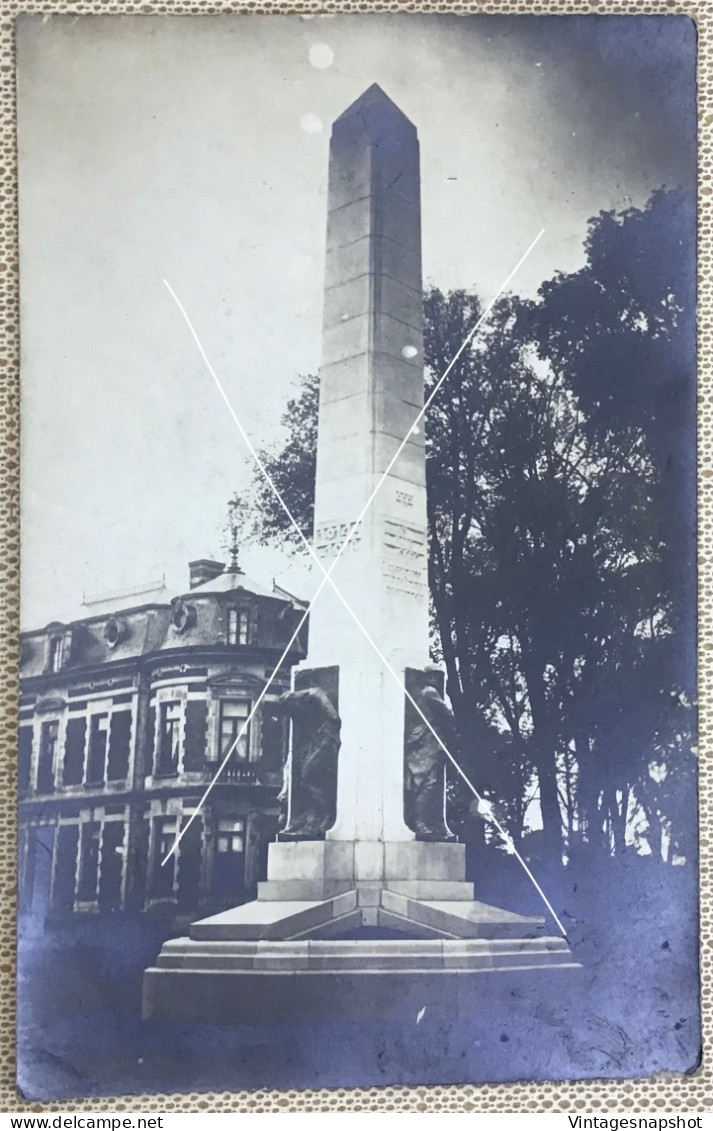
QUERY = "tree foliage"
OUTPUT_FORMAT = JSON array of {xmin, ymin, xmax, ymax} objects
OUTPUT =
[
  {"xmin": 252, "ymin": 373, "xmax": 319, "ymax": 549},
  {"xmin": 248, "ymin": 190, "xmax": 696, "ymax": 866}
]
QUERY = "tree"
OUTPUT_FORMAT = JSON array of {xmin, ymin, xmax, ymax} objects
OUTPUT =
[
  {"xmin": 248, "ymin": 190, "xmax": 695, "ymax": 866},
  {"xmin": 423, "ymin": 288, "xmax": 663, "ymax": 860},
  {"xmin": 531, "ymin": 188, "xmax": 696, "ymax": 860},
  {"xmin": 534, "ymin": 189, "xmax": 696, "ymax": 690},
  {"xmin": 251, "ymin": 373, "xmax": 319, "ymax": 549}
]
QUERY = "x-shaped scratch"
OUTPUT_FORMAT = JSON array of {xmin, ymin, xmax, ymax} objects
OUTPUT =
[{"xmin": 161, "ymin": 228, "xmax": 566, "ymax": 937}]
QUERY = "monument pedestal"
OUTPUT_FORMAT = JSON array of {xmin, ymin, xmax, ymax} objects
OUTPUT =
[
  {"xmin": 143, "ymin": 901, "xmax": 577, "ymax": 1021},
  {"xmin": 179, "ymin": 837, "xmax": 534, "ymax": 937},
  {"xmin": 258, "ymin": 839, "xmax": 470, "ymax": 903},
  {"xmin": 143, "ymin": 936, "xmax": 580, "ymax": 1024},
  {"xmin": 143, "ymin": 837, "xmax": 576, "ymax": 1018}
]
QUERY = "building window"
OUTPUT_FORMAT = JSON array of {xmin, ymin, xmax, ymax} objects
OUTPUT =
[
  {"xmin": 77, "ymin": 822, "xmax": 101, "ymax": 902},
  {"xmin": 216, "ymin": 818, "xmax": 244, "ymax": 854},
  {"xmin": 157, "ymin": 816, "xmax": 177, "ymax": 859},
  {"xmin": 86, "ymin": 714, "xmax": 109, "ymax": 785},
  {"xmin": 49, "ymin": 636, "xmax": 64, "ymax": 672},
  {"xmin": 63, "ymin": 716, "xmax": 86, "ymax": 786},
  {"xmin": 98, "ymin": 822, "xmax": 124, "ymax": 911},
  {"xmin": 261, "ymin": 712, "xmax": 288, "ymax": 773},
  {"xmin": 227, "ymin": 608, "xmax": 249, "ymax": 646},
  {"xmin": 37, "ymin": 720, "xmax": 59, "ymax": 792},
  {"xmin": 18, "ymin": 726, "xmax": 33, "ymax": 793},
  {"xmin": 150, "ymin": 816, "xmax": 177, "ymax": 900},
  {"xmin": 22, "ymin": 826, "xmax": 56, "ymax": 916},
  {"xmin": 156, "ymin": 702, "xmax": 181, "ymax": 777},
  {"xmin": 52, "ymin": 824, "xmax": 79, "ymax": 913},
  {"xmin": 107, "ymin": 710, "xmax": 132, "ymax": 782},
  {"xmin": 176, "ymin": 813, "xmax": 202, "ymax": 911},
  {"xmin": 219, "ymin": 699, "xmax": 251, "ymax": 761},
  {"xmin": 213, "ymin": 817, "xmax": 246, "ymax": 900}
]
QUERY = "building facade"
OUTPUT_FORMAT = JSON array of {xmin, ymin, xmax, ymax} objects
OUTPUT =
[{"xmin": 18, "ymin": 559, "xmax": 307, "ymax": 923}]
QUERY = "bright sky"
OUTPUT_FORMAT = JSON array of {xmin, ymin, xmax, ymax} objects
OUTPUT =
[{"xmin": 17, "ymin": 13, "xmax": 695, "ymax": 628}]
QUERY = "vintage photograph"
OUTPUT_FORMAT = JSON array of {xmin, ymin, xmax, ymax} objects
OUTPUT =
[{"xmin": 16, "ymin": 13, "xmax": 697, "ymax": 1099}]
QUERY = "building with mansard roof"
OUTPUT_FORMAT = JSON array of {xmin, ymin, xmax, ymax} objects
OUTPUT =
[{"xmin": 18, "ymin": 557, "xmax": 307, "ymax": 924}]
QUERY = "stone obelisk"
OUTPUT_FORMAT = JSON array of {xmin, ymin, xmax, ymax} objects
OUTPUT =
[{"xmin": 308, "ymin": 83, "xmax": 428, "ymax": 844}]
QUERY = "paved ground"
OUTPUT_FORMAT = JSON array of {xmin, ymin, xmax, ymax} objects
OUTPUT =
[{"xmin": 16, "ymin": 859, "xmax": 700, "ymax": 1100}]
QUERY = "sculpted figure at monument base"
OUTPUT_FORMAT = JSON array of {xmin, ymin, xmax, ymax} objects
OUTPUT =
[
  {"xmin": 274, "ymin": 667, "xmax": 341, "ymax": 840},
  {"xmin": 404, "ymin": 666, "xmax": 457, "ymax": 842}
]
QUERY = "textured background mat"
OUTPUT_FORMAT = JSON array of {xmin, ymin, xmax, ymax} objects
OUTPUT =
[{"xmin": 0, "ymin": 0, "xmax": 709, "ymax": 1112}]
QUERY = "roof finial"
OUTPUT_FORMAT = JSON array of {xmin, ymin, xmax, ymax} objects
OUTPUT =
[{"xmin": 224, "ymin": 493, "xmax": 248, "ymax": 574}]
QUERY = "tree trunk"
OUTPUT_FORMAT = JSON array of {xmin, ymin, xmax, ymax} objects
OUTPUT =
[
  {"xmin": 608, "ymin": 787, "xmax": 626, "ymax": 856},
  {"xmin": 575, "ymin": 729, "xmax": 606, "ymax": 853},
  {"xmin": 522, "ymin": 653, "xmax": 563, "ymax": 862}
]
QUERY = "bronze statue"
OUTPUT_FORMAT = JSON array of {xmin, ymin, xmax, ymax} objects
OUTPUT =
[
  {"xmin": 273, "ymin": 686, "xmax": 341, "ymax": 839},
  {"xmin": 404, "ymin": 668, "xmax": 456, "ymax": 841}
]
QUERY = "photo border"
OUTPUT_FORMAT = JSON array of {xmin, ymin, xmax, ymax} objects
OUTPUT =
[{"xmin": 1, "ymin": 0, "xmax": 708, "ymax": 1112}]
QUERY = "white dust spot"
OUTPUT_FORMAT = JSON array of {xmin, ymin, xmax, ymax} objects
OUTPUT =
[
  {"xmin": 401, "ymin": 345, "xmax": 418, "ymax": 359},
  {"xmin": 416, "ymin": 1006, "xmax": 426, "ymax": 1024},
  {"xmin": 309, "ymin": 43, "xmax": 334, "ymax": 69},
  {"xmin": 300, "ymin": 113, "xmax": 324, "ymax": 136}
]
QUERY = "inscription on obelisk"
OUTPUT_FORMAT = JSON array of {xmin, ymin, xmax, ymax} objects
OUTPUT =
[{"xmin": 307, "ymin": 84, "xmax": 429, "ymax": 842}]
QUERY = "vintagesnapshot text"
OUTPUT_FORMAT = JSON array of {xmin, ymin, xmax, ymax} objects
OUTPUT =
[{"xmin": 569, "ymin": 1119, "xmax": 704, "ymax": 1129}]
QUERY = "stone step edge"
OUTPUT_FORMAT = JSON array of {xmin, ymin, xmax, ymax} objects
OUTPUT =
[
  {"xmin": 159, "ymin": 935, "xmax": 571, "ymax": 956},
  {"xmin": 146, "ymin": 959, "xmax": 582, "ymax": 977}
]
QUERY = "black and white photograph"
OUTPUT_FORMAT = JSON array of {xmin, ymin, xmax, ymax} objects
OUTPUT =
[{"xmin": 16, "ymin": 12, "xmax": 698, "ymax": 1099}]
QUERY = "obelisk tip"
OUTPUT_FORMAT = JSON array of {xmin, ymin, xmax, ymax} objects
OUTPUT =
[{"xmin": 336, "ymin": 83, "xmax": 415, "ymax": 129}]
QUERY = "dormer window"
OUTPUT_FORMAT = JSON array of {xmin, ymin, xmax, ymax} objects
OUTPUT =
[
  {"xmin": 104, "ymin": 617, "xmax": 125, "ymax": 648},
  {"xmin": 49, "ymin": 636, "xmax": 65, "ymax": 673},
  {"xmin": 171, "ymin": 600, "xmax": 196, "ymax": 634},
  {"xmin": 227, "ymin": 608, "xmax": 249, "ymax": 647}
]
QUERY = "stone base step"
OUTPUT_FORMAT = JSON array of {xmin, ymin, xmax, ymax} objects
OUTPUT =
[
  {"xmin": 153, "ymin": 935, "xmax": 573, "ymax": 973},
  {"xmin": 143, "ymin": 945, "xmax": 579, "ymax": 1026},
  {"xmin": 143, "ymin": 936, "xmax": 579, "ymax": 1019},
  {"xmin": 190, "ymin": 892, "xmax": 358, "ymax": 941},
  {"xmin": 385, "ymin": 880, "xmax": 475, "ymax": 900},
  {"xmin": 145, "ymin": 890, "xmax": 577, "ymax": 1021},
  {"xmin": 256, "ymin": 879, "xmax": 476, "ymax": 902},
  {"xmin": 381, "ymin": 891, "xmax": 545, "ymax": 940},
  {"xmin": 257, "ymin": 880, "xmax": 354, "ymax": 901},
  {"xmin": 190, "ymin": 889, "xmax": 545, "ymax": 942},
  {"xmin": 265, "ymin": 839, "xmax": 468, "ymax": 883}
]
